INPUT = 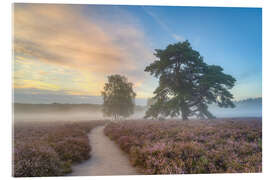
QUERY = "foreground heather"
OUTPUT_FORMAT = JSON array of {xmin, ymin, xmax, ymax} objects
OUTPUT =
[
  {"xmin": 104, "ymin": 118, "xmax": 262, "ymax": 174},
  {"xmin": 13, "ymin": 120, "xmax": 107, "ymax": 177}
]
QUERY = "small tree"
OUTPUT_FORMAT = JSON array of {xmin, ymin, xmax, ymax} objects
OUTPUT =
[
  {"xmin": 144, "ymin": 40, "xmax": 236, "ymax": 120},
  {"xmin": 101, "ymin": 74, "xmax": 136, "ymax": 120}
]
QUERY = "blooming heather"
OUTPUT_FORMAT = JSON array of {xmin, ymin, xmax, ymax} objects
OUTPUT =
[
  {"xmin": 104, "ymin": 119, "xmax": 262, "ymax": 174},
  {"xmin": 13, "ymin": 120, "xmax": 107, "ymax": 177}
]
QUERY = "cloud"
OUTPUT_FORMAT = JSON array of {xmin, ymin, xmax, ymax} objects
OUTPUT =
[
  {"xmin": 14, "ymin": 4, "xmax": 131, "ymax": 72},
  {"xmin": 14, "ymin": 79, "xmax": 61, "ymax": 91},
  {"xmin": 172, "ymin": 34, "xmax": 184, "ymax": 41},
  {"xmin": 13, "ymin": 4, "xmax": 156, "ymax": 98},
  {"xmin": 142, "ymin": 6, "xmax": 184, "ymax": 42}
]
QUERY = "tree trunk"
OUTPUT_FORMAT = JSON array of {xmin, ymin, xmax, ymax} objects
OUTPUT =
[
  {"xmin": 181, "ymin": 111, "xmax": 189, "ymax": 120},
  {"xmin": 180, "ymin": 99, "xmax": 189, "ymax": 120}
]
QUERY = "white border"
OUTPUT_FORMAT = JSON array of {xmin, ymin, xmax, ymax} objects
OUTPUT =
[
  {"xmin": 7, "ymin": 0, "xmax": 264, "ymax": 7},
  {"xmin": 1, "ymin": 0, "xmax": 268, "ymax": 180}
]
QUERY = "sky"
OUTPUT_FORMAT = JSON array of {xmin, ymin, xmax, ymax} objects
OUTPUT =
[{"xmin": 13, "ymin": 4, "xmax": 262, "ymax": 105}]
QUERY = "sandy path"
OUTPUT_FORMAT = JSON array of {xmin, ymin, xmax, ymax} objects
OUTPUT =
[{"xmin": 69, "ymin": 126, "xmax": 139, "ymax": 176}]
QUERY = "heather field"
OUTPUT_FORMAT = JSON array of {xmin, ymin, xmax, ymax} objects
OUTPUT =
[
  {"xmin": 11, "ymin": 3, "xmax": 263, "ymax": 178},
  {"xmin": 13, "ymin": 120, "xmax": 107, "ymax": 177},
  {"xmin": 104, "ymin": 118, "xmax": 262, "ymax": 174}
]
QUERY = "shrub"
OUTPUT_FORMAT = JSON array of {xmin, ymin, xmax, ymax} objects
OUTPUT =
[{"xmin": 13, "ymin": 141, "xmax": 66, "ymax": 177}]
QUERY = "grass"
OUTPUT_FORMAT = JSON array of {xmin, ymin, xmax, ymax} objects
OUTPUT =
[
  {"xmin": 13, "ymin": 120, "xmax": 107, "ymax": 177},
  {"xmin": 104, "ymin": 118, "xmax": 262, "ymax": 174}
]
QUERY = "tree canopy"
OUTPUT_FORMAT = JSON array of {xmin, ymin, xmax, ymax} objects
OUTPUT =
[
  {"xmin": 101, "ymin": 74, "xmax": 136, "ymax": 120},
  {"xmin": 144, "ymin": 40, "xmax": 236, "ymax": 120}
]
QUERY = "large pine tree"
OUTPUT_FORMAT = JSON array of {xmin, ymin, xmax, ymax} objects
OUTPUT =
[{"xmin": 144, "ymin": 41, "xmax": 236, "ymax": 120}]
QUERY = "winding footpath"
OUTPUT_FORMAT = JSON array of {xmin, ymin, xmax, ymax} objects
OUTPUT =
[{"xmin": 69, "ymin": 126, "xmax": 139, "ymax": 176}]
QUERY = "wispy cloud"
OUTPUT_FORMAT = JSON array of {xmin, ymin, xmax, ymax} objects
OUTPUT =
[
  {"xmin": 142, "ymin": 6, "xmax": 184, "ymax": 42},
  {"xmin": 13, "ymin": 4, "xmax": 156, "ymax": 98},
  {"xmin": 14, "ymin": 79, "xmax": 61, "ymax": 91}
]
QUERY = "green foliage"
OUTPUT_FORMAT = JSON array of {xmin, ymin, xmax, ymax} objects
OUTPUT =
[
  {"xmin": 146, "ymin": 98, "xmax": 156, "ymax": 108},
  {"xmin": 144, "ymin": 40, "xmax": 236, "ymax": 120},
  {"xmin": 102, "ymin": 74, "xmax": 136, "ymax": 120}
]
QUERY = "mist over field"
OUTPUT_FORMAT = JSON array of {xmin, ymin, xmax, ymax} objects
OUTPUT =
[
  {"xmin": 13, "ymin": 103, "xmax": 146, "ymax": 123},
  {"xmin": 209, "ymin": 98, "xmax": 262, "ymax": 118},
  {"xmin": 13, "ymin": 97, "xmax": 262, "ymax": 123}
]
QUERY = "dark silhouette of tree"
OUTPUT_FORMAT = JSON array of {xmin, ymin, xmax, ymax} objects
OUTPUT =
[
  {"xmin": 144, "ymin": 40, "xmax": 236, "ymax": 120},
  {"xmin": 146, "ymin": 98, "xmax": 155, "ymax": 108},
  {"xmin": 101, "ymin": 74, "xmax": 136, "ymax": 120}
]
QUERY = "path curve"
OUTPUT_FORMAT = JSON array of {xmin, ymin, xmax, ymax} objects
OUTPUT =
[{"xmin": 69, "ymin": 126, "xmax": 138, "ymax": 176}]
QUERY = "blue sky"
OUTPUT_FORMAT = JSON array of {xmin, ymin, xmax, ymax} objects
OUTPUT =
[
  {"xmin": 124, "ymin": 5, "xmax": 262, "ymax": 99},
  {"xmin": 14, "ymin": 4, "xmax": 262, "ymax": 104}
]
